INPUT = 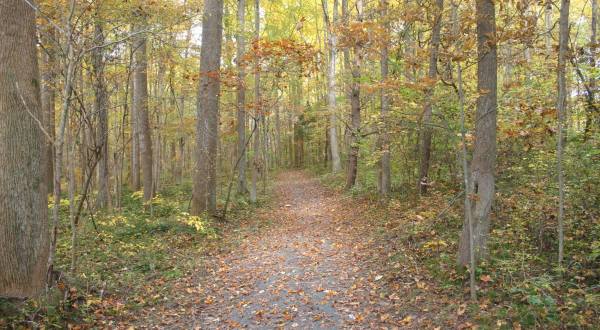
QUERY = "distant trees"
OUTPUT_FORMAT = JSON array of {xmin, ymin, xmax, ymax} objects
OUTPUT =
[{"xmin": 0, "ymin": 0, "xmax": 49, "ymax": 298}]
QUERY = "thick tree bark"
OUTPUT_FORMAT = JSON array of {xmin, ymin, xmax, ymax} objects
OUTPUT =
[
  {"xmin": 379, "ymin": 0, "xmax": 391, "ymax": 196},
  {"xmin": 345, "ymin": 0, "xmax": 363, "ymax": 189},
  {"xmin": 191, "ymin": 0, "xmax": 224, "ymax": 214},
  {"xmin": 323, "ymin": 0, "xmax": 342, "ymax": 173},
  {"xmin": 458, "ymin": 0, "xmax": 497, "ymax": 266},
  {"xmin": 418, "ymin": 0, "xmax": 444, "ymax": 195},
  {"xmin": 556, "ymin": 0, "xmax": 570, "ymax": 266},
  {"xmin": 236, "ymin": 0, "xmax": 248, "ymax": 195},
  {"xmin": 0, "ymin": 0, "xmax": 49, "ymax": 298},
  {"xmin": 133, "ymin": 21, "xmax": 153, "ymax": 203},
  {"xmin": 93, "ymin": 11, "xmax": 110, "ymax": 209}
]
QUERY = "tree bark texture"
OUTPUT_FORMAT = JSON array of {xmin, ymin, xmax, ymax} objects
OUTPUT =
[
  {"xmin": 0, "ymin": 0, "xmax": 49, "ymax": 298},
  {"xmin": 191, "ymin": 0, "xmax": 224, "ymax": 214},
  {"xmin": 458, "ymin": 0, "xmax": 497, "ymax": 266}
]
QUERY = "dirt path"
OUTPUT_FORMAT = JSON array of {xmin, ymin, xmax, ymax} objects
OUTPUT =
[
  {"xmin": 136, "ymin": 171, "xmax": 435, "ymax": 329},
  {"xmin": 189, "ymin": 171, "xmax": 411, "ymax": 329}
]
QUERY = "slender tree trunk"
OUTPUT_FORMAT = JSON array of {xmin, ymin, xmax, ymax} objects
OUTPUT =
[
  {"xmin": 345, "ymin": 0, "xmax": 363, "ymax": 189},
  {"xmin": 418, "ymin": 0, "xmax": 444, "ymax": 195},
  {"xmin": 41, "ymin": 27, "xmax": 56, "ymax": 193},
  {"xmin": 191, "ymin": 0, "xmax": 224, "ymax": 214},
  {"xmin": 585, "ymin": 0, "xmax": 597, "ymax": 139},
  {"xmin": 404, "ymin": 0, "xmax": 416, "ymax": 82},
  {"xmin": 133, "ymin": 20, "xmax": 153, "ymax": 203},
  {"xmin": 0, "ymin": 0, "xmax": 49, "ymax": 298},
  {"xmin": 250, "ymin": 0, "xmax": 261, "ymax": 203},
  {"xmin": 93, "ymin": 11, "xmax": 110, "ymax": 209},
  {"xmin": 556, "ymin": 0, "xmax": 570, "ymax": 267},
  {"xmin": 49, "ymin": 0, "xmax": 77, "ymax": 285},
  {"xmin": 236, "ymin": 0, "xmax": 248, "ymax": 195},
  {"xmin": 130, "ymin": 74, "xmax": 140, "ymax": 190},
  {"xmin": 323, "ymin": 0, "xmax": 342, "ymax": 173},
  {"xmin": 458, "ymin": 0, "xmax": 497, "ymax": 266},
  {"xmin": 379, "ymin": 0, "xmax": 391, "ymax": 196}
]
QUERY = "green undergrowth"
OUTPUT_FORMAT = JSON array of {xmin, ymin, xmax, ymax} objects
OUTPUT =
[
  {"xmin": 313, "ymin": 165, "xmax": 599, "ymax": 329},
  {"xmin": 1, "ymin": 180, "xmax": 271, "ymax": 328}
]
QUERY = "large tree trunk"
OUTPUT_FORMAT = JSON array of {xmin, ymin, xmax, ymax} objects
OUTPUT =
[
  {"xmin": 236, "ymin": 0, "xmax": 248, "ymax": 195},
  {"xmin": 418, "ymin": 0, "xmax": 444, "ymax": 195},
  {"xmin": 323, "ymin": 0, "xmax": 342, "ymax": 173},
  {"xmin": 93, "ymin": 11, "xmax": 110, "ymax": 209},
  {"xmin": 133, "ymin": 20, "xmax": 153, "ymax": 203},
  {"xmin": 379, "ymin": 0, "xmax": 391, "ymax": 196},
  {"xmin": 458, "ymin": 0, "xmax": 497, "ymax": 266},
  {"xmin": 0, "ymin": 0, "xmax": 49, "ymax": 298},
  {"xmin": 556, "ymin": 0, "xmax": 570, "ymax": 266},
  {"xmin": 345, "ymin": 0, "xmax": 363, "ymax": 189},
  {"xmin": 191, "ymin": 0, "xmax": 224, "ymax": 214}
]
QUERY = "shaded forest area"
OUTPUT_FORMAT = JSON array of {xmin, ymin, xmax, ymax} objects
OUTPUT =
[{"xmin": 0, "ymin": 0, "xmax": 599, "ymax": 328}]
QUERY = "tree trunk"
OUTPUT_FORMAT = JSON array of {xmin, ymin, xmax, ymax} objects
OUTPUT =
[
  {"xmin": 458, "ymin": 0, "xmax": 497, "ymax": 266},
  {"xmin": 236, "ymin": 0, "xmax": 248, "ymax": 195},
  {"xmin": 345, "ymin": 0, "xmax": 363, "ymax": 189},
  {"xmin": 418, "ymin": 0, "xmax": 444, "ymax": 195},
  {"xmin": 323, "ymin": 0, "xmax": 342, "ymax": 173},
  {"xmin": 556, "ymin": 0, "xmax": 570, "ymax": 267},
  {"xmin": 379, "ymin": 0, "xmax": 391, "ymax": 196},
  {"xmin": 41, "ymin": 27, "xmax": 56, "ymax": 194},
  {"xmin": 585, "ymin": 0, "xmax": 597, "ymax": 139},
  {"xmin": 250, "ymin": 0, "xmax": 261, "ymax": 204},
  {"xmin": 191, "ymin": 0, "xmax": 224, "ymax": 215},
  {"xmin": 129, "ymin": 73, "xmax": 140, "ymax": 190},
  {"xmin": 0, "ymin": 0, "xmax": 49, "ymax": 298},
  {"xmin": 133, "ymin": 20, "xmax": 153, "ymax": 203},
  {"xmin": 93, "ymin": 12, "xmax": 110, "ymax": 209}
]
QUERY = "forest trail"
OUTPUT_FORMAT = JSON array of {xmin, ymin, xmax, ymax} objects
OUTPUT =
[
  {"xmin": 195, "ymin": 171, "xmax": 392, "ymax": 329},
  {"xmin": 139, "ymin": 171, "xmax": 433, "ymax": 329}
]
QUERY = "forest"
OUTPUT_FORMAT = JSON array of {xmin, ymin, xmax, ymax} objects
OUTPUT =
[{"xmin": 0, "ymin": 0, "xmax": 599, "ymax": 328}]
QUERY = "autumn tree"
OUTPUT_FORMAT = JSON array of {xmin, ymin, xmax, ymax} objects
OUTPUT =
[
  {"xmin": 458, "ymin": 0, "xmax": 497, "ymax": 266},
  {"xmin": 192, "ymin": 0, "xmax": 225, "ymax": 214},
  {"xmin": 132, "ymin": 12, "xmax": 154, "ymax": 203},
  {"xmin": 0, "ymin": 0, "xmax": 49, "ymax": 298}
]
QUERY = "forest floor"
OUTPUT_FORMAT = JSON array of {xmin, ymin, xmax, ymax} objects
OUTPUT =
[{"xmin": 129, "ymin": 171, "xmax": 463, "ymax": 329}]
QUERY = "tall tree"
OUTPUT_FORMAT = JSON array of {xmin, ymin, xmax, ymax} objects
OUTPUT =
[
  {"xmin": 132, "ymin": 16, "xmax": 154, "ymax": 203},
  {"xmin": 191, "ymin": 0, "xmax": 225, "ymax": 214},
  {"xmin": 0, "ymin": 0, "xmax": 49, "ymax": 297},
  {"xmin": 556, "ymin": 0, "xmax": 570, "ymax": 266},
  {"xmin": 345, "ymin": 0, "xmax": 364, "ymax": 189},
  {"xmin": 93, "ymin": 7, "xmax": 110, "ymax": 208},
  {"xmin": 40, "ymin": 26, "xmax": 56, "ymax": 193},
  {"xmin": 323, "ymin": 0, "xmax": 342, "ymax": 173},
  {"xmin": 458, "ymin": 0, "xmax": 497, "ymax": 266},
  {"xmin": 378, "ymin": 0, "xmax": 390, "ymax": 196},
  {"xmin": 250, "ymin": 0, "xmax": 261, "ymax": 203},
  {"xmin": 418, "ymin": 0, "xmax": 444, "ymax": 195},
  {"xmin": 236, "ymin": 0, "xmax": 248, "ymax": 195}
]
